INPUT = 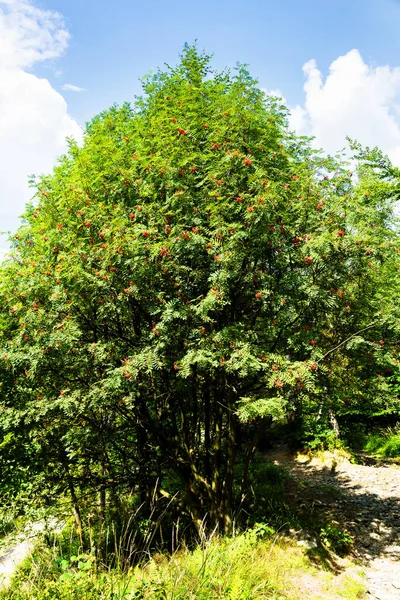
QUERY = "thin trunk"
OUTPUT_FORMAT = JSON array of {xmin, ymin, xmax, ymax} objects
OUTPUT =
[
  {"xmin": 223, "ymin": 401, "xmax": 237, "ymax": 534},
  {"xmin": 210, "ymin": 400, "xmax": 222, "ymax": 529},
  {"xmin": 60, "ymin": 450, "xmax": 86, "ymax": 548},
  {"xmin": 99, "ymin": 489, "xmax": 106, "ymax": 521},
  {"xmin": 329, "ymin": 407, "xmax": 340, "ymax": 438},
  {"xmin": 99, "ymin": 474, "xmax": 106, "ymax": 522},
  {"xmin": 67, "ymin": 475, "xmax": 86, "ymax": 549},
  {"xmin": 192, "ymin": 368, "xmax": 198, "ymax": 445},
  {"xmin": 204, "ymin": 381, "xmax": 211, "ymax": 479},
  {"xmin": 240, "ymin": 423, "xmax": 262, "ymax": 501}
]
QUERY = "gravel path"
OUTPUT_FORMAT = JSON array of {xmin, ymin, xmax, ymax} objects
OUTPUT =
[
  {"xmin": 0, "ymin": 539, "xmax": 32, "ymax": 588},
  {"xmin": 0, "ymin": 520, "xmax": 62, "ymax": 590},
  {"xmin": 269, "ymin": 448, "xmax": 400, "ymax": 600}
]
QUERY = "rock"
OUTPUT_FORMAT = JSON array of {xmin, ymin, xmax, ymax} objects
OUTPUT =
[
  {"xmin": 361, "ymin": 537, "xmax": 371, "ymax": 547},
  {"xmin": 384, "ymin": 545, "xmax": 400, "ymax": 554},
  {"xmin": 297, "ymin": 539, "xmax": 318, "ymax": 550}
]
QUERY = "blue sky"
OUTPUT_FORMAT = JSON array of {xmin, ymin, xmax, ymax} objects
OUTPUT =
[
  {"xmin": 36, "ymin": 0, "xmax": 400, "ymax": 125},
  {"xmin": 1, "ymin": 0, "xmax": 400, "ymax": 252}
]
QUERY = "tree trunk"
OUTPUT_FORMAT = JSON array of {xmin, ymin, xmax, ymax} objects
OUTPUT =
[
  {"xmin": 329, "ymin": 407, "xmax": 340, "ymax": 438},
  {"xmin": 210, "ymin": 401, "xmax": 222, "ymax": 529},
  {"xmin": 67, "ymin": 475, "xmax": 86, "ymax": 549},
  {"xmin": 240, "ymin": 420, "xmax": 263, "ymax": 501},
  {"xmin": 222, "ymin": 403, "xmax": 237, "ymax": 534},
  {"xmin": 60, "ymin": 450, "xmax": 86, "ymax": 549},
  {"xmin": 204, "ymin": 382, "xmax": 211, "ymax": 480}
]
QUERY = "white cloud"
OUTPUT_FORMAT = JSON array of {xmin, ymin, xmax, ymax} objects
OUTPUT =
[
  {"xmin": 290, "ymin": 49, "xmax": 400, "ymax": 165},
  {"xmin": 0, "ymin": 0, "xmax": 69, "ymax": 69},
  {"xmin": 0, "ymin": 0, "xmax": 82, "ymax": 251},
  {"xmin": 262, "ymin": 87, "xmax": 285, "ymax": 100},
  {"xmin": 62, "ymin": 83, "xmax": 86, "ymax": 92}
]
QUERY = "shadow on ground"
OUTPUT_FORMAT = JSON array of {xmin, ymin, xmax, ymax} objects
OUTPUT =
[{"xmin": 267, "ymin": 446, "xmax": 400, "ymax": 567}]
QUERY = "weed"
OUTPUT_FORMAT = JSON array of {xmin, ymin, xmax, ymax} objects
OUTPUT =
[
  {"xmin": 319, "ymin": 524, "xmax": 353, "ymax": 555},
  {"xmin": 364, "ymin": 426, "xmax": 400, "ymax": 458}
]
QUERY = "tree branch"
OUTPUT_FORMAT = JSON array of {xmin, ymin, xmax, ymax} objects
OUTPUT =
[{"xmin": 318, "ymin": 321, "xmax": 379, "ymax": 362}]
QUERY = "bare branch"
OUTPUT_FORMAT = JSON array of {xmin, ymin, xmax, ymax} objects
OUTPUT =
[{"xmin": 318, "ymin": 321, "xmax": 379, "ymax": 362}]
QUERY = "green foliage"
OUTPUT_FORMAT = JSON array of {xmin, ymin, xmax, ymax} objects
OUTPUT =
[
  {"xmin": 239, "ymin": 459, "xmax": 294, "ymax": 527},
  {"xmin": 319, "ymin": 524, "xmax": 353, "ymax": 555},
  {"xmin": 363, "ymin": 425, "xmax": 400, "ymax": 458},
  {"xmin": 0, "ymin": 44, "xmax": 400, "ymax": 540},
  {"xmin": 0, "ymin": 551, "xmax": 128, "ymax": 599},
  {"xmin": 303, "ymin": 430, "xmax": 345, "ymax": 452}
]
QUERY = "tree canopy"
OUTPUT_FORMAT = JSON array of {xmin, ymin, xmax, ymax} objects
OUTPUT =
[{"xmin": 1, "ymin": 45, "xmax": 400, "ymax": 537}]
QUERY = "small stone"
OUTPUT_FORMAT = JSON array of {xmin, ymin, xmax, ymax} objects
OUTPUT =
[
  {"xmin": 361, "ymin": 537, "xmax": 371, "ymax": 547},
  {"xmin": 297, "ymin": 539, "xmax": 318, "ymax": 549},
  {"xmin": 384, "ymin": 545, "xmax": 400, "ymax": 554}
]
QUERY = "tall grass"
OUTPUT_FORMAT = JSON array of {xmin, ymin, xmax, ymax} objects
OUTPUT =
[
  {"xmin": 0, "ymin": 524, "xmax": 365, "ymax": 600},
  {"xmin": 363, "ymin": 425, "xmax": 400, "ymax": 458},
  {"xmin": 0, "ymin": 459, "xmax": 366, "ymax": 598}
]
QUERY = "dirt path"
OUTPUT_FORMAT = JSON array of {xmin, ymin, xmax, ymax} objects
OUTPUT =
[{"xmin": 269, "ymin": 447, "xmax": 400, "ymax": 600}]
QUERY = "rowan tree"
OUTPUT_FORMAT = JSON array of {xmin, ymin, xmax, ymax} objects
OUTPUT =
[{"xmin": 0, "ymin": 46, "xmax": 399, "ymax": 536}]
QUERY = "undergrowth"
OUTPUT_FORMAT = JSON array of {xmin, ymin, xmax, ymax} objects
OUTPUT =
[
  {"xmin": 363, "ymin": 425, "xmax": 400, "ymax": 458},
  {"xmin": 0, "ymin": 525, "xmax": 365, "ymax": 600},
  {"xmin": 0, "ymin": 458, "xmax": 365, "ymax": 599}
]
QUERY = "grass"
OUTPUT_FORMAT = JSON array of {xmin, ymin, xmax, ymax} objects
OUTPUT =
[
  {"xmin": 363, "ymin": 425, "xmax": 400, "ymax": 459},
  {"xmin": 0, "ymin": 525, "xmax": 366, "ymax": 600},
  {"xmin": 0, "ymin": 457, "xmax": 367, "ymax": 599}
]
